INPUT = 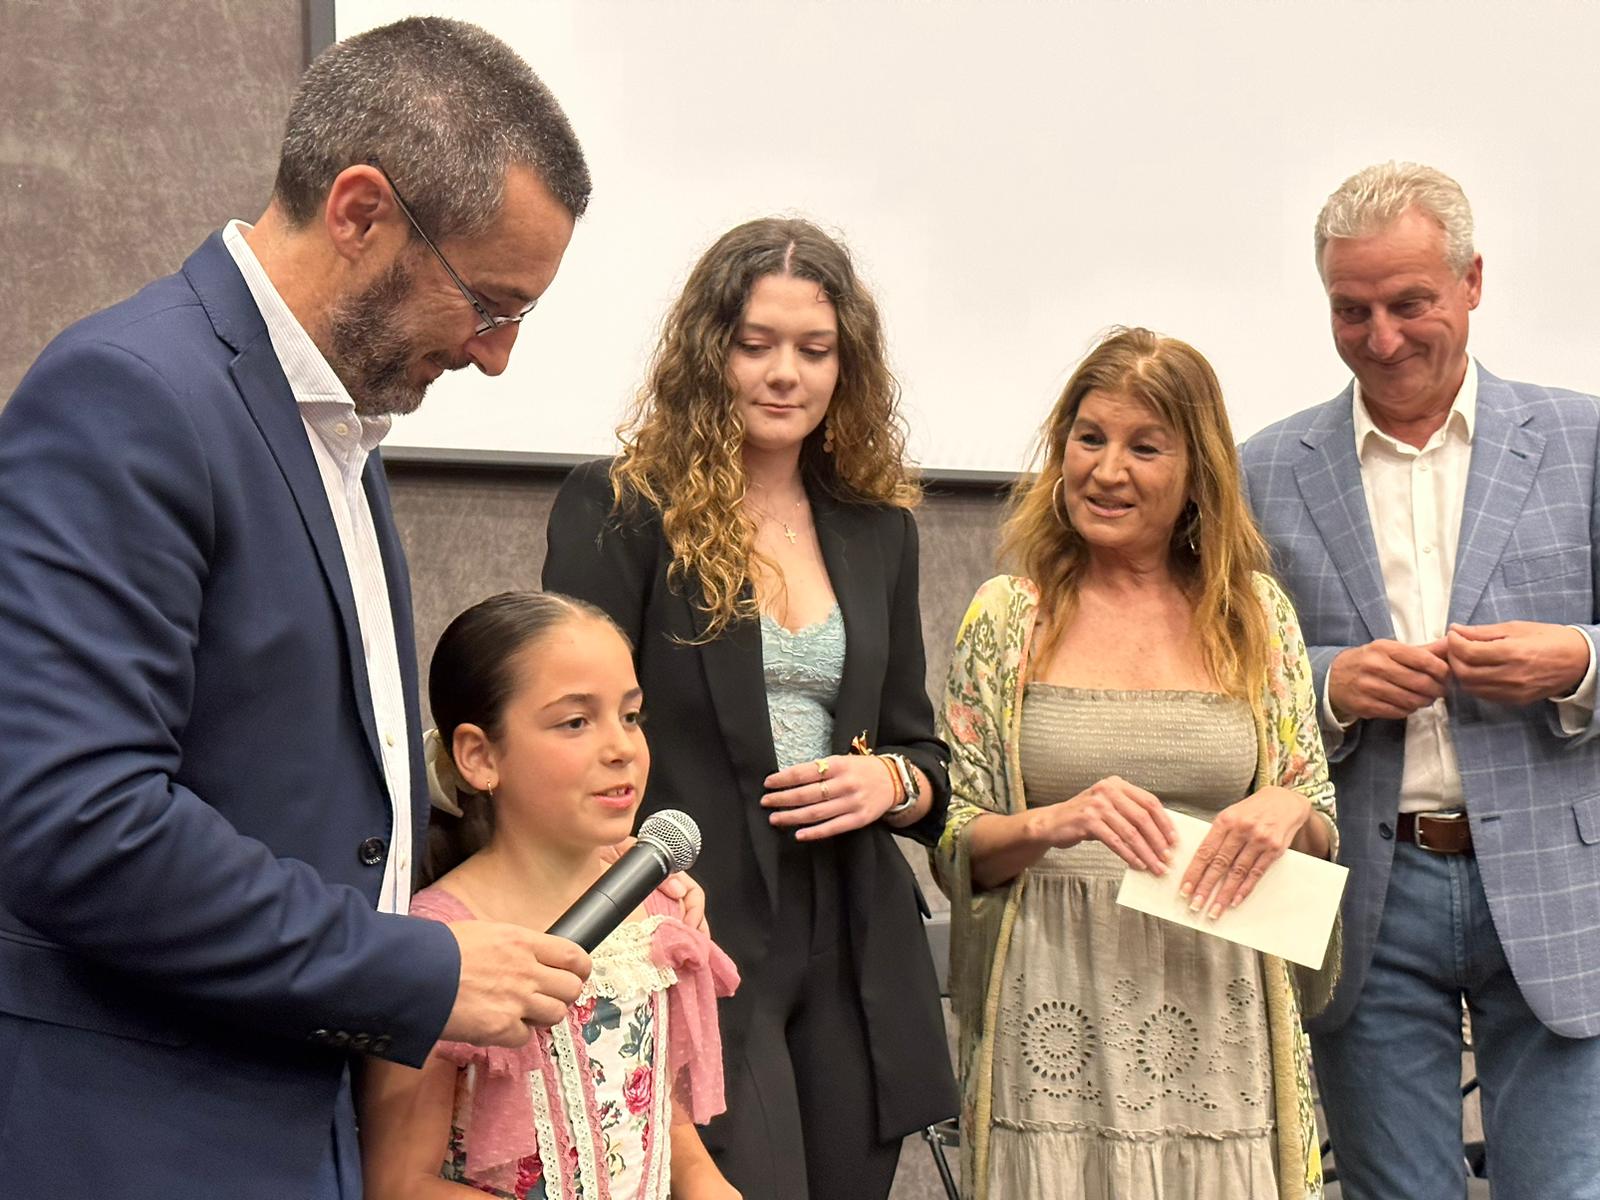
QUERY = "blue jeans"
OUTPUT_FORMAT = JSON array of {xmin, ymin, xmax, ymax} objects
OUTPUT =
[{"xmin": 1312, "ymin": 841, "xmax": 1600, "ymax": 1200}]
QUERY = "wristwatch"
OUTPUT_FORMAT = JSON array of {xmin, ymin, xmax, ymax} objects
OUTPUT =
[{"xmin": 880, "ymin": 753, "xmax": 919, "ymax": 816}]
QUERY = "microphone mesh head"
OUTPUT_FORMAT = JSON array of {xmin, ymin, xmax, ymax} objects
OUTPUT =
[{"xmin": 638, "ymin": 809, "xmax": 701, "ymax": 873}]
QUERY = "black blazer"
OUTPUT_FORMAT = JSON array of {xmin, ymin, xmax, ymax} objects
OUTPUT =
[{"xmin": 544, "ymin": 458, "xmax": 957, "ymax": 1138}]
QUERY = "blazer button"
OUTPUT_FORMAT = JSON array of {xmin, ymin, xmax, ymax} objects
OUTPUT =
[
  {"xmin": 1378, "ymin": 822, "xmax": 1394, "ymax": 840},
  {"xmin": 358, "ymin": 836, "xmax": 388, "ymax": 866},
  {"xmin": 349, "ymin": 1033, "xmax": 371, "ymax": 1052},
  {"xmin": 370, "ymin": 1034, "xmax": 392, "ymax": 1056},
  {"xmin": 309, "ymin": 1028, "xmax": 330, "ymax": 1044}
]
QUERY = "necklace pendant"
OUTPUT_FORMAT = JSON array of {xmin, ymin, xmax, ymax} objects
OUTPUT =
[{"xmin": 782, "ymin": 523, "xmax": 798, "ymax": 545}]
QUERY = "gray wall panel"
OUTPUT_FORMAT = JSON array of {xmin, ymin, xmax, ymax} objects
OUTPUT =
[{"xmin": 1, "ymin": 0, "xmax": 304, "ymax": 401}]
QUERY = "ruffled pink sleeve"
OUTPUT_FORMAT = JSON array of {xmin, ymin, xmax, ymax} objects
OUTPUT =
[
  {"xmin": 410, "ymin": 887, "xmax": 558, "ymax": 1193},
  {"xmin": 644, "ymin": 895, "xmax": 740, "ymax": 1125}
]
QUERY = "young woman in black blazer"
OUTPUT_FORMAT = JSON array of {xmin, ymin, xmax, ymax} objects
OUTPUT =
[{"xmin": 543, "ymin": 218, "xmax": 957, "ymax": 1199}]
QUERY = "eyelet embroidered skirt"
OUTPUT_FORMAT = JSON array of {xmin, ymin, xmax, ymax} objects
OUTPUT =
[{"xmin": 988, "ymin": 687, "xmax": 1277, "ymax": 1198}]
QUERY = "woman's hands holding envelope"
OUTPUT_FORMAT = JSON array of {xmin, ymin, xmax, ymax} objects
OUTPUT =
[{"xmin": 1178, "ymin": 787, "xmax": 1323, "ymax": 920}]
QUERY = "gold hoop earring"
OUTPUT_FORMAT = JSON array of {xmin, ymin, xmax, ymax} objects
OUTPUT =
[
  {"xmin": 1180, "ymin": 503, "xmax": 1201, "ymax": 555},
  {"xmin": 1051, "ymin": 477, "xmax": 1071, "ymax": 528}
]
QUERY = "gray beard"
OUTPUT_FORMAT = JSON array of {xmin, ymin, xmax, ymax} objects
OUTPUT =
[{"xmin": 326, "ymin": 259, "xmax": 427, "ymax": 418}]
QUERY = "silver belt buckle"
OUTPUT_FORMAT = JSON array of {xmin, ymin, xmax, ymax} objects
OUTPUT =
[{"xmin": 1414, "ymin": 809, "xmax": 1467, "ymax": 853}]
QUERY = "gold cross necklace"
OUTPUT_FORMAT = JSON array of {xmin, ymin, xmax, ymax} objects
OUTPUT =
[{"xmin": 746, "ymin": 491, "xmax": 808, "ymax": 545}]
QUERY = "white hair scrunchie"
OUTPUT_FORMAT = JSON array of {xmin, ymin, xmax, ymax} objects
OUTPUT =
[{"xmin": 423, "ymin": 727, "xmax": 467, "ymax": 817}]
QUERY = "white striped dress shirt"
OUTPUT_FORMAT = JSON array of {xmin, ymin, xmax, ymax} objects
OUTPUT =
[{"xmin": 222, "ymin": 221, "xmax": 414, "ymax": 912}]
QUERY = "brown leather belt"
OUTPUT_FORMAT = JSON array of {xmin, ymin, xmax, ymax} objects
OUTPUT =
[{"xmin": 1397, "ymin": 811, "xmax": 1473, "ymax": 855}]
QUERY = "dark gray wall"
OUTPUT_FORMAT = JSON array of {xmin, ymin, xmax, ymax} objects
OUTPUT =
[
  {"xmin": 1, "ymin": 0, "xmax": 306, "ymax": 400},
  {"xmin": 3, "ymin": 5, "xmax": 1006, "ymax": 1187}
]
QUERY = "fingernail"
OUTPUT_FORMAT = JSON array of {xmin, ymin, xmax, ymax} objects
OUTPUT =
[
  {"xmin": 1178, "ymin": 883, "xmax": 1193, "ymax": 897},
  {"xmin": 1208, "ymin": 904, "xmax": 1223, "ymax": 920}
]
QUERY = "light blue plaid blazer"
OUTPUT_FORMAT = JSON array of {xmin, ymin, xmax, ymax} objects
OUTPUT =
[{"xmin": 1240, "ymin": 366, "xmax": 1600, "ymax": 1038}]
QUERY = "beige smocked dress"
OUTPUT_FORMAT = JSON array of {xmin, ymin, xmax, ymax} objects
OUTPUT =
[
  {"xmin": 990, "ymin": 686, "xmax": 1276, "ymax": 1195},
  {"xmin": 933, "ymin": 573, "xmax": 1339, "ymax": 1200}
]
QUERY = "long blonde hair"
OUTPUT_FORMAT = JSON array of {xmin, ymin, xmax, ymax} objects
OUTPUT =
[
  {"xmin": 611, "ymin": 218, "xmax": 919, "ymax": 640},
  {"xmin": 1001, "ymin": 327, "xmax": 1271, "ymax": 698}
]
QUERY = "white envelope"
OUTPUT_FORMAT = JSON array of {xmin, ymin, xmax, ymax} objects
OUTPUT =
[{"xmin": 1114, "ymin": 809, "xmax": 1348, "ymax": 969}]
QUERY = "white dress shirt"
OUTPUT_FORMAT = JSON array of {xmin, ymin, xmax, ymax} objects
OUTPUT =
[
  {"xmin": 1323, "ymin": 358, "xmax": 1598, "ymax": 813},
  {"xmin": 222, "ymin": 221, "xmax": 415, "ymax": 911}
]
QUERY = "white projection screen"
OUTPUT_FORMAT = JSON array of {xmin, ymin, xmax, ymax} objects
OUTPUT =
[{"xmin": 328, "ymin": 1, "xmax": 1600, "ymax": 477}]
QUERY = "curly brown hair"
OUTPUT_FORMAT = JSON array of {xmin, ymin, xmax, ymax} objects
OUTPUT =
[
  {"xmin": 1000, "ymin": 327, "xmax": 1272, "ymax": 698},
  {"xmin": 610, "ymin": 217, "xmax": 919, "ymax": 640}
]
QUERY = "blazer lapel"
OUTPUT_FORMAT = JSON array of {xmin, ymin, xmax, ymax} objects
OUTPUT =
[
  {"xmin": 813, "ymin": 492, "xmax": 882, "ymax": 754},
  {"xmin": 184, "ymin": 235, "xmax": 385, "ymax": 782},
  {"xmin": 1449, "ymin": 373, "xmax": 1544, "ymax": 625},
  {"xmin": 690, "ymin": 583, "xmax": 782, "ymax": 911},
  {"xmin": 1294, "ymin": 392, "xmax": 1395, "ymax": 641}
]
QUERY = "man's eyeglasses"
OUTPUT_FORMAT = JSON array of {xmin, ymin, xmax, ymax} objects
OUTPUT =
[{"xmin": 372, "ymin": 163, "xmax": 535, "ymax": 338}]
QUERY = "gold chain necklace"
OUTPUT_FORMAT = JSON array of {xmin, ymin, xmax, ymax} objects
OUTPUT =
[{"xmin": 746, "ymin": 492, "xmax": 807, "ymax": 545}]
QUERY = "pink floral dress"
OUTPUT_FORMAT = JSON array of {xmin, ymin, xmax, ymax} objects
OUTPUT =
[{"xmin": 410, "ymin": 886, "xmax": 739, "ymax": 1200}]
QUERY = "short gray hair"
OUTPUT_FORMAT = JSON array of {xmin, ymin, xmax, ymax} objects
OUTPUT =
[
  {"xmin": 273, "ymin": 17, "xmax": 590, "ymax": 239},
  {"xmin": 1314, "ymin": 161, "xmax": 1475, "ymax": 277}
]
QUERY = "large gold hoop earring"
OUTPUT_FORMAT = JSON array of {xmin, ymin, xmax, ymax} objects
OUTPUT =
[
  {"xmin": 1180, "ymin": 502, "xmax": 1201, "ymax": 555},
  {"xmin": 1051, "ymin": 477, "xmax": 1071, "ymax": 528}
]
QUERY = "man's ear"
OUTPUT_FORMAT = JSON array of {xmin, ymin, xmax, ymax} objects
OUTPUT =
[
  {"xmin": 322, "ymin": 164, "xmax": 406, "ymax": 265},
  {"xmin": 1463, "ymin": 253, "xmax": 1484, "ymax": 311},
  {"xmin": 452, "ymin": 723, "xmax": 499, "ymax": 794}
]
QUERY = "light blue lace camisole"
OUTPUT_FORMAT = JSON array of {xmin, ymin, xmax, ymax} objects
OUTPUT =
[{"xmin": 759, "ymin": 605, "xmax": 846, "ymax": 770}]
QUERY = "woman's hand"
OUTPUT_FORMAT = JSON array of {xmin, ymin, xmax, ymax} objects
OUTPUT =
[
  {"xmin": 1033, "ymin": 775, "xmax": 1177, "ymax": 874},
  {"xmin": 967, "ymin": 775, "xmax": 1173, "ymax": 890},
  {"xmin": 1178, "ymin": 787, "xmax": 1312, "ymax": 918},
  {"xmin": 761, "ymin": 754, "xmax": 899, "ymax": 840}
]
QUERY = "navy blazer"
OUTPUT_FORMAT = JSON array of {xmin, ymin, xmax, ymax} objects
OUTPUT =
[
  {"xmin": 1241, "ymin": 368, "xmax": 1600, "ymax": 1037},
  {"xmin": 0, "ymin": 235, "xmax": 460, "ymax": 1196},
  {"xmin": 544, "ymin": 458, "xmax": 959, "ymax": 1139}
]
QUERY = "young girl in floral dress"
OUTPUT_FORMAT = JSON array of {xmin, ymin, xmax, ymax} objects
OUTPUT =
[{"xmin": 359, "ymin": 591, "xmax": 740, "ymax": 1200}]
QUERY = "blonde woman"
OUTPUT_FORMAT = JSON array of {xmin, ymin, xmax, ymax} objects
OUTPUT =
[
  {"xmin": 543, "ymin": 218, "xmax": 956, "ymax": 1200},
  {"xmin": 934, "ymin": 327, "xmax": 1339, "ymax": 1199}
]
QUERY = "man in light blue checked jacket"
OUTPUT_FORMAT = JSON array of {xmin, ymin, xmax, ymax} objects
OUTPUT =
[{"xmin": 1241, "ymin": 161, "xmax": 1600, "ymax": 1200}]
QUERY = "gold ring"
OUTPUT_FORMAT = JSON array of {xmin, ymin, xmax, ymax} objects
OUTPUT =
[{"xmin": 815, "ymin": 759, "xmax": 829, "ymax": 777}]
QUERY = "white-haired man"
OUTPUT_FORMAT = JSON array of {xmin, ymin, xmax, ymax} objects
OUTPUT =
[{"xmin": 1241, "ymin": 162, "xmax": 1600, "ymax": 1199}]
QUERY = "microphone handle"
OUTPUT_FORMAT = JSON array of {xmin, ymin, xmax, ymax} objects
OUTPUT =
[{"xmin": 546, "ymin": 840, "xmax": 672, "ymax": 952}]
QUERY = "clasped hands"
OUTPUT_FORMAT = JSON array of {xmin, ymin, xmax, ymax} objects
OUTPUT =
[
  {"xmin": 1328, "ymin": 620, "xmax": 1590, "ymax": 721},
  {"xmin": 1029, "ymin": 775, "xmax": 1314, "ymax": 920}
]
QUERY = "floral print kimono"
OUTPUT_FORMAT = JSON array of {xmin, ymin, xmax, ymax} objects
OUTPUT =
[{"xmin": 932, "ymin": 572, "xmax": 1339, "ymax": 1200}]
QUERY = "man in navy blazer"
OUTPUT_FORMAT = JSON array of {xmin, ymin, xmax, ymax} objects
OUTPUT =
[
  {"xmin": 0, "ymin": 19, "xmax": 597, "ymax": 1198},
  {"xmin": 1242, "ymin": 162, "xmax": 1600, "ymax": 1199}
]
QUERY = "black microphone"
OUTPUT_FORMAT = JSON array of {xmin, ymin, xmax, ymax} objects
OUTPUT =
[{"xmin": 546, "ymin": 809, "xmax": 702, "ymax": 952}]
